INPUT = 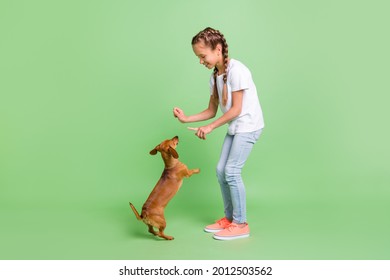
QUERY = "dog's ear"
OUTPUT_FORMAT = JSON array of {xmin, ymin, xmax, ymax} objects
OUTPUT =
[
  {"xmin": 149, "ymin": 148, "xmax": 158, "ymax": 155},
  {"xmin": 168, "ymin": 147, "xmax": 179, "ymax": 159}
]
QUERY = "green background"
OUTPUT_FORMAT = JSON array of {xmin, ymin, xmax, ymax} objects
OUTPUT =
[{"xmin": 1, "ymin": 0, "xmax": 389, "ymax": 260}]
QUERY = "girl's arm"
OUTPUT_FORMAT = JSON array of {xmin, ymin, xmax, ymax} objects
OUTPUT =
[
  {"xmin": 173, "ymin": 95, "xmax": 218, "ymax": 123},
  {"xmin": 196, "ymin": 90, "xmax": 243, "ymax": 140}
]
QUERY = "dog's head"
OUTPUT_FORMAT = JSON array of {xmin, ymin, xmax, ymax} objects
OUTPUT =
[{"xmin": 149, "ymin": 136, "xmax": 179, "ymax": 159}]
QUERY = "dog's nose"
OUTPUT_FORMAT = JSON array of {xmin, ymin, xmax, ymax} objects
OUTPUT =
[{"xmin": 173, "ymin": 136, "xmax": 179, "ymax": 140}]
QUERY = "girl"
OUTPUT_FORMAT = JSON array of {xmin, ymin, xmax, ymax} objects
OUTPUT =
[{"xmin": 173, "ymin": 27, "xmax": 264, "ymax": 240}]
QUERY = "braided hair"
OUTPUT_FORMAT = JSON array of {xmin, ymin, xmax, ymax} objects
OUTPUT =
[{"xmin": 192, "ymin": 27, "xmax": 229, "ymax": 106}]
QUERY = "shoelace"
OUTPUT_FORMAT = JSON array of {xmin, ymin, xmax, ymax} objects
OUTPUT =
[
  {"xmin": 216, "ymin": 218, "xmax": 230, "ymax": 225},
  {"xmin": 225, "ymin": 223, "xmax": 239, "ymax": 232},
  {"xmin": 225, "ymin": 223, "xmax": 248, "ymax": 232}
]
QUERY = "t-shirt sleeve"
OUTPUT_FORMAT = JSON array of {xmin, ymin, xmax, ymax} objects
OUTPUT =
[
  {"xmin": 229, "ymin": 66, "xmax": 250, "ymax": 92},
  {"xmin": 209, "ymin": 74, "xmax": 214, "ymax": 96}
]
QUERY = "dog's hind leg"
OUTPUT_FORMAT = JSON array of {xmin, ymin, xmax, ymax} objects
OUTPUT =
[
  {"xmin": 158, "ymin": 227, "xmax": 174, "ymax": 240},
  {"xmin": 147, "ymin": 214, "xmax": 173, "ymax": 240},
  {"xmin": 148, "ymin": 224, "xmax": 173, "ymax": 240},
  {"xmin": 148, "ymin": 225, "xmax": 158, "ymax": 236}
]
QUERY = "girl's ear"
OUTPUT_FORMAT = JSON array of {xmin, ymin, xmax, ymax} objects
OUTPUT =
[
  {"xmin": 168, "ymin": 147, "xmax": 179, "ymax": 159},
  {"xmin": 215, "ymin": 43, "xmax": 223, "ymax": 54}
]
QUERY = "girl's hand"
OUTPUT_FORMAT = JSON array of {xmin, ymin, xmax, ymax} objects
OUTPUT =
[
  {"xmin": 173, "ymin": 107, "xmax": 188, "ymax": 123},
  {"xmin": 188, "ymin": 125, "xmax": 214, "ymax": 140}
]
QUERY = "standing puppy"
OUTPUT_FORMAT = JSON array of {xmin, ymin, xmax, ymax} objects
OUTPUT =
[{"xmin": 129, "ymin": 136, "xmax": 200, "ymax": 240}]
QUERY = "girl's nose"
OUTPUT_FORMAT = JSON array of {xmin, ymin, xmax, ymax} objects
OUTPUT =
[{"xmin": 199, "ymin": 59, "xmax": 204, "ymax": 64}]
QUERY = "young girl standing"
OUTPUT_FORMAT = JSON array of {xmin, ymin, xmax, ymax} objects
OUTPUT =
[{"xmin": 173, "ymin": 27, "xmax": 264, "ymax": 240}]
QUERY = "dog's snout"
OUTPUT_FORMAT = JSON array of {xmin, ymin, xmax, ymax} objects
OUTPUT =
[{"xmin": 173, "ymin": 136, "xmax": 179, "ymax": 144}]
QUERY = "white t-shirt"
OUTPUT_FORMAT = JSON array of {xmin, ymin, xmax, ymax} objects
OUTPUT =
[{"xmin": 209, "ymin": 58, "xmax": 264, "ymax": 135}]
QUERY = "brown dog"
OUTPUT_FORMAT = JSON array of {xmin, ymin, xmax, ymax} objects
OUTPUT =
[{"xmin": 129, "ymin": 136, "xmax": 200, "ymax": 240}]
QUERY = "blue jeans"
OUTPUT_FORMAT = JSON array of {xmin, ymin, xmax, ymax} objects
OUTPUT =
[{"xmin": 216, "ymin": 129, "xmax": 262, "ymax": 224}]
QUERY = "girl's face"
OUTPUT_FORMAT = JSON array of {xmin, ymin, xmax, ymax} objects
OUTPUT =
[{"xmin": 192, "ymin": 41, "xmax": 223, "ymax": 70}]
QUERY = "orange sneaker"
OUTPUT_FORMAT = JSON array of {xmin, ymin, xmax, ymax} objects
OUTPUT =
[
  {"xmin": 204, "ymin": 217, "xmax": 232, "ymax": 233},
  {"xmin": 213, "ymin": 223, "xmax": 250, "ymax": 240}
]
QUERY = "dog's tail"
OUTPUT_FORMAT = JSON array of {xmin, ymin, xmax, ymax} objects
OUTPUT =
[{"xmin": 129, "ymin": 202, "xmax": 142, "ymax": 221}]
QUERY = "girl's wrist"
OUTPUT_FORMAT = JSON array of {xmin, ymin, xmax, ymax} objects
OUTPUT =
[{"xmin": 182, "ymin": 116, "xmax": 189, "ymax": 123}]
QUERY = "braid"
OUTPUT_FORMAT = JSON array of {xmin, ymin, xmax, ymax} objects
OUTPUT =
[
  {"xmin": 212, "ymin": 67, "xmax": 219, "ymax": 105},
  {"xmin": 221, "ymin": 35, "xmax": 229, "ymax": 83},
  {"xmin": 192, "ymin": 27, "xmax": 229, "ymax": 106},
  {"xmin": 221, "ymin": 35, "xmax": 229, "ymax": 106}
]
